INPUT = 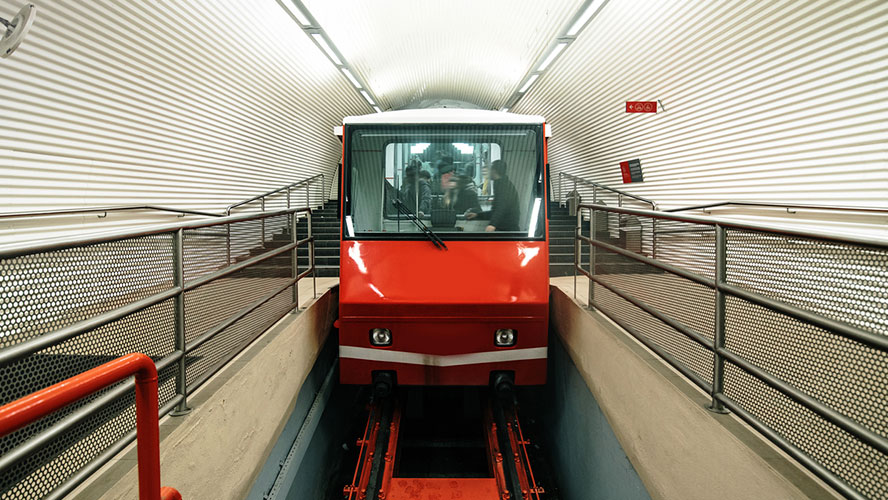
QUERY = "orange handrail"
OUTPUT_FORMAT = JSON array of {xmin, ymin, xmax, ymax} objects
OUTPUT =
[{"xmin": 0, "ymin": 353, "xmax": 182, "ymax": 500}]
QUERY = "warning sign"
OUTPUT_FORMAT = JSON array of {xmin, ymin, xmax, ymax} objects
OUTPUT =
[{"xmin": 626, "ymin": 101, "xmax": 657, "ymax": 113}]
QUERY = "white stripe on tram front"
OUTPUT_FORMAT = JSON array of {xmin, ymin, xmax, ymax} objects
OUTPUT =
[{"xmin": 338, "ymin": 346, "xmax": 548, "ymax": 367}]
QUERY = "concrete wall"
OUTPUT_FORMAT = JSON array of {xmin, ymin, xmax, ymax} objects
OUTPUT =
[
  {"xmin": 549, "ymin": 286, "xmax": 840, "ymax": 500},
  {"xmin": 74, "ymin": 286, "xmax": 338, "ymax": 500}
]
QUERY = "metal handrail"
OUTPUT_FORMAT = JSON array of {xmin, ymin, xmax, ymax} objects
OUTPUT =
[
  {"xmin": 665, "ymin": 200, "xmax": 888, "ymax": 214},
  {"xmin": 575, "ymin": 203, "xmax": 888, "ymax": 249},
  {"xmin": 0, "ymin": 207, "xmax": 316, "ymax": 498},
  {"xmin": 226, "ymin": 173, "xmax": 326, "ymax": 215},
  {"xmin": 0, "ymin": 205, "xmax": 221, "ymax": 220},
  {"xmin": 573, "ymin": 202, "xmax": 888, "ymax": 500},
  {"xmin": 0, "ymin": 353, "xmax": 182, "ymax": 500},
  {"xmin": 557, "ymin": 171, "xmax": 659, "ymax": 210}
]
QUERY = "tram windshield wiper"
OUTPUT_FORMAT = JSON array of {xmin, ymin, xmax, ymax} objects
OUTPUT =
[{"xmin": 392, "ymin": 199, "xmax": 447, "ymax": 250}]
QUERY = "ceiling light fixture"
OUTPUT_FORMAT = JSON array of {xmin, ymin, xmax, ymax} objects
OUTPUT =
[
  {"xmin": 279, "ymin": 0, "xmax": 312, "ymax": 26},
  {"xmin": 537, "ymin": 42, "xmax": 568, "ymax": 72},
  {"xmin": 500, "ymin": 0, "xmax": 609, "ymax": 111},
  {"xmin": 279, "ymin": 0, "xmax": 384, "ymax": 113},
  {"xmin": 360, "ymin": 90, "xmax": 376, "ymax": 106},
  {"xmin": 341, "ymin": 68, "xmax": 362, "ymax": 89},
  {"xmin": 566, "ymin": 0, "xmax": 606, "ymax": 37},
  {"xmin": 311, "ymin": 33, "xmax": 342, "ymax": 65},
  {"xmin": 518, "ymin": 74, "xmax": 539, "ymax": 94}
]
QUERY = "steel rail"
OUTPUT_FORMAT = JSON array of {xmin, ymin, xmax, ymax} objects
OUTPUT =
[
  {"xmin": 0, "ymin": 287, "xmax": 182, "ymax": 368},
  {"xmin": 580, "ymin": 224, "xmax": 888, "ymax": 354},
  {"xmin": 0, "ymin": 353, "xmax": 180, "ymax": 500},
  {"xmin": 559, "ymin": 172, "xmax": 659, "ymax": 209},
  {"xmin": 714, "ymin": 396, "xmax": 865, "ymax": 500},
  {"xmin": 589, "ymin": 274, "xmax": 713, "ymax": 350},
  {"xmin": 580, "ymin": 233, "xmax": 715, "ymax": 288},
  {"xmin": 0, "ymin": 350, "xmax": 183, "ymax": 475},
  {"xmin": 666, "ymin": 200, "xmax": 888, "ymax": 215},
  {"xmin": 578, "ymin": 203, "xmax": 888, "ymax": 248},
  {"xmin": 0, "ymin": 205, "xmax": 222, "ymax": 219},
  {"xmin": 717, "ymin": 346, "xmax": 888, "ymax": 456},
  {"xmin": 590, "ymin": 300, "xmax": 713, "ymax": 393},
  {"xmin": 0, "ymin": 232, "xmax": 311, "ymax": 368},
  {"xmin": 576, "ymin": 202, "xmax": 887, "ymax": 500},
  {"xmin": 226, "ymin": 173, "xmax": 325, "ymax": 214},
  {"xmin": 185, "ymin": 274, "xmax": 304, "ymax": 354},
  {"xmin": 43, "ymin": 394, "xmax": 185, "ymax": 500},
  {"xmin": 0, "ymin": 208, "xmax": 310, "ymax": 259}
]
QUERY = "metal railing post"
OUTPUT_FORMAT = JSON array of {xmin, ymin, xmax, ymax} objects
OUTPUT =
[
  {"xmin": 592, "ymin": 184, "xmax": 597, "ymax": 204},
  {"xmin": 291, "ymin": 212, "xmax": 299, "ymax": 310},
  {"xmin": 709, "ymin": 224, "xmax": 729, "ymax": 413},
  {"xmin": 558, "ymin": 172, "xmax": 563, "ymax": 204},
  {"xmin": 588, "ymin": 206, "xmax": 595, "ymax": 308},
  {"xmin": 574, "ymin": 207, "xmax": 580, "ymax": 300},
  {"xmin": 171, "ymin": 229, "xmax": 191, "ymax": 416},
  {"xmin": 305, "ymin": 183, "xmax": 310, "ymax": 214},
  {"xmin": 652, "ymin": 218, "xmax": 658, "ymax": 259},
  {"xmin": 286, "ymin": 186, "xmax": 291, "ymax": 210},
  {"xmin": 309, "ymin": 211, "xmax": 316, "ymax": 299},
  {"xmin": 321, "ymin": 174, "xmax": 326, "ymax": 206},
  {"xmin": 260, "ymin": 198, "xmax": 267, "ymax": 248}
]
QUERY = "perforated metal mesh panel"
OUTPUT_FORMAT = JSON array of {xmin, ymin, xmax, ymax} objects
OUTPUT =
[
  {"xmin": 0, "ymin": 210, "xmax": 309, "ymax": 499},
  {"xmin": 0, "ymin": 234, "xmax": 177, "ymax": 500},
  {"xmin": 726, "ymin": 229, "xmax": 888, "ymax": 336},
  {"xmin": 581, "ymin": 205, "xmax": 888, "ymax": 500},
  {"xmin": 593, "ymin": 281, "xmax": 714, "ymax": 387}
]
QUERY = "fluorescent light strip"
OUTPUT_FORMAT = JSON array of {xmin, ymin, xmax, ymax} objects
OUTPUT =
[
  {"xmin": 281, "ymin": 0, "xmax": 311, "ymax": 25},
  {"xmin": 373, "ymin": 106, "xmax": 382, "ymax": 113},
  {"xmin": 311, "ymin": 33, "xmax": 342, "ymax": 65},
  {"xmin": 518, "ymin": 74, "xmax": 539, "ymax": 93},
  {"xmin": 360, "ymin": 90, "xmax": 376, "ymax": 106},
  {"xmin": 341, "ymin": 68, "xmax": 362, "ymax": 88},
  {"xmin": 567, "ymin": 0, "xmax": 605, "ymax": 36},
  {"xmin": 538, "ymin": 42, "xmax": 568, "ymax": 71}
]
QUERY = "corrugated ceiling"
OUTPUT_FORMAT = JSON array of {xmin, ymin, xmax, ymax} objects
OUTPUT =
[{"xmin": 301, "ymin": 0, "xmax": 583, "ymax": 110}]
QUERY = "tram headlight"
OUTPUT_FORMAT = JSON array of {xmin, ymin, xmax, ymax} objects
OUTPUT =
[
  {"xmin": 495, "ymin": 329, "xmax": 517, "ymax": 347},
  {"xmin": 370, "ymin": 328, "xmax": 392, "ymax": 346}
]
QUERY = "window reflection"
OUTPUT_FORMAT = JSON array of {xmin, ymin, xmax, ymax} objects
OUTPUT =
[{"xmin": 347, "ymin": 125, "xmax": 544, "ymax": 239}]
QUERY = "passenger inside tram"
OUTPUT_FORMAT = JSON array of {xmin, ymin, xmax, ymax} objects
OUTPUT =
[{"xmin": 346, "ymin": 124, "xmax": 544, "ymax": 238}]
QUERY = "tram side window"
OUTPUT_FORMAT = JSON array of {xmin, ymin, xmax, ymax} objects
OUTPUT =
[{"xmin": 348, "ymin": 125, "xmax": 543, "ymax": 238}]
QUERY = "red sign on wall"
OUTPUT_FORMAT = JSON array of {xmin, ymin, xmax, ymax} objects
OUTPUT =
[
  {"xmin": 620, "ymin": 159, "xmax": 643, "ymax": 183},
  {"xmin": 626, "ymin": 101, "xmax": 657, "ymax": 113}
]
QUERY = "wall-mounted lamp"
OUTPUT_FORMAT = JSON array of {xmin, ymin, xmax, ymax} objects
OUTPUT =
[{"xmin": 1, "ymin": 4, "xmax": 36, "ymax": 59}]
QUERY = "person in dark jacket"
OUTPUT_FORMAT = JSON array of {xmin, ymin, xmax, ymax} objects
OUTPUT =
[
  {"xmin": 466, "ymin": 159, "xmax": 519, "ymax": 232},
  {"xmin": 399, "ymin": 164, "xmax": 431, "ymax": 215},
  {"xmin": 443, "ymin": 175, "xmax": 482, "ymax": 214}
]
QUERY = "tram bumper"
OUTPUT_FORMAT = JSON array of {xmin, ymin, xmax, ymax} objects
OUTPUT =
[{"xmin": 338, "ymin": 310, "xmax": 547, "ymax": 386}]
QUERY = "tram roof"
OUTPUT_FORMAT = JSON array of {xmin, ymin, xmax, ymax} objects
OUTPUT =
[{"xmin": 342, "ymin": 108, "xmax": 546, "ymax": 126}]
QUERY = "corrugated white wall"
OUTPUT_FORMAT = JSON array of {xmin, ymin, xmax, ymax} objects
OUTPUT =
[
  {"xmin": 0, "ymin": 0, "xmax": 366, "ymax": 217},
  {"xmin": 517, "ymin": 0, "xmax": 888, "ymax": 209}
]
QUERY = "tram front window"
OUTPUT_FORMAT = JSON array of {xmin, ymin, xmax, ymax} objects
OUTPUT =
[{"xmin": 345, "ymin": 125, "xmax": 545, "ymax": 239}]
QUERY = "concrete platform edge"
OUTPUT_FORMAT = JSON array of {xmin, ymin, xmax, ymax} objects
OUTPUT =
[
  {"xmin": 69, "ymin": 284, "xmax": 339, "ymax": 500},
  {"xmin": 549, "ymin": 285, "xmax": 842, "ymax": 500}
]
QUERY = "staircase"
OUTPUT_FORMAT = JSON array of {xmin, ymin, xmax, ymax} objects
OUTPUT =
[
  {"xmin": 548, "ymin": 202, "xmax": 584, "ymax": 277},
  {"xmin": 297, "ymin": 200, "xmax": 340, "ymax": 277},
  {"xmin": 243, "ymin": 201, "xmax": 656, "ymax": 279},
  {"xmin": 548, "ymin": 202, "xmax": 663, "ymax": 277}
]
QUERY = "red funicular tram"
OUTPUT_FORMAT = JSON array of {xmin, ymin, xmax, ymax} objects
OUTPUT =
[{"xmin": 336, "ymin": 108, "xmax": 551, "ymax": 390}]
